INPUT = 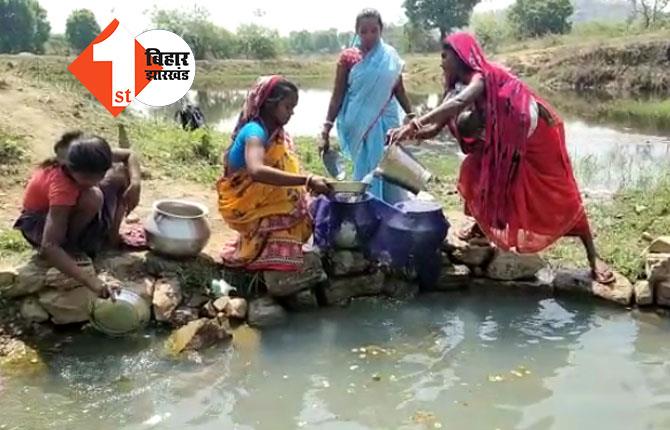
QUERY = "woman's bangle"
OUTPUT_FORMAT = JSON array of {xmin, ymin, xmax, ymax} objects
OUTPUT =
[
  {"xmin": 305, "ymin": 174, "xmax": 314, "ymax": 189},
  {"xmin": 323, "ymin": 120, "xmax": 334, "ymax": 129}
]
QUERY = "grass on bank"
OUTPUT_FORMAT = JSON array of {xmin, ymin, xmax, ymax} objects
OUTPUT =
[{"xmin": 545, "ymin": 174, "xmax": 670, "ymax": 280}]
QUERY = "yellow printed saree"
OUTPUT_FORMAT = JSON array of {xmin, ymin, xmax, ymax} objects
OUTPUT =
[{"xmin": 217, "ymin": 134, "xmax": 312, "ymax": 271}]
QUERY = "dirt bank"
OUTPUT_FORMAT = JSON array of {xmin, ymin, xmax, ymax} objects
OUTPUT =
[{"xmin": 502, "ymin": 33, "xmax": 670, "ymax": 95}]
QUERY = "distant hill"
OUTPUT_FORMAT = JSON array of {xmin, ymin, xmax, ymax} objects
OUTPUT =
[{"xmin": 473, "ymin": 0, "xmax": 633, "ymax": 23}]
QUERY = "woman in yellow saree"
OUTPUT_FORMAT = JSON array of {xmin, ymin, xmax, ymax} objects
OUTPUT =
[{"xmin": 217, "ymin": 76, "xmax": 330, "ymax": 271}]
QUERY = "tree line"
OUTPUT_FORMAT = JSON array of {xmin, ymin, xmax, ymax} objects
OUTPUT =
[{"xmin": 1, "ymin": 0, "xmax": 668, "ymax": 58}]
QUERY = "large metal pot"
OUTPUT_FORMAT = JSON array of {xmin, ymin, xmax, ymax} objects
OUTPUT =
[{"xmin": 144, "ymin": 199, "xmax": 211, "ymax": 258}]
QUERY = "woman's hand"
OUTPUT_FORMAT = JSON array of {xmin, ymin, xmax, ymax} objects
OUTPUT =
[
  {"xmin": 307, "ymin": 175, "xmax": 331, "ymax": 195},
  {"xmin": 89, "ymin": 277, "xmax": 120, "ymax": 302},
  {"xmin": 403, "ymin": 112, "xmax": 417, "ymax": 125},
  {"xmin": 319, "ymin": 127, "xmax": 331, "ymax": 154},
  {"xmin": 388, "ymin": 123, "xmax": 418, "ymax": 145},
  {"xmin": 122, "ymin": 182, "xmax": 141, "ymax": 215}
]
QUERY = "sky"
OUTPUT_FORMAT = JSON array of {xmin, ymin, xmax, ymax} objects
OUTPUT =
[{"xmin": 40, "ymin": 0, "xmax": 513, "ymax": 36}]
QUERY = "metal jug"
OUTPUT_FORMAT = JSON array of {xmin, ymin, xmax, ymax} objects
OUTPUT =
[{"xmin": 375, "ymin": 143, "xmax": 432, "ymax": 194}]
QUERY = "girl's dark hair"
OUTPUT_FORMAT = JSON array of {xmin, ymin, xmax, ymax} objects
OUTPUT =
[
  {"xmin": 356, "ymin": 8, "xmax": 383, "ymax": 31},
  {"xmin": 260, "ymin": 79, "xmax": 299, "ymax": 112},
  {"xmin": 40, "ymin": 130, "xmax": 84, "ymax": 168},
  {"xmin": 41, "ymin": 131, "xmax": 112, "ymax": 174},
  {"xmin": 65, "ymin": 135, "xmax": 113, "ymax": 175}
]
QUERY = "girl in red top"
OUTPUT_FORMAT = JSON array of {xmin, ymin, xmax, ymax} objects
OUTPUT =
[{"xmin": 14, "ymin": 131, "xmax": 142, "ymax": 298}]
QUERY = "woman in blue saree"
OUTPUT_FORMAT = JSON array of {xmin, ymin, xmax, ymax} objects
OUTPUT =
[{"xmin": 320, "ymin": 8, "xmax": 415, "ymax": 203}]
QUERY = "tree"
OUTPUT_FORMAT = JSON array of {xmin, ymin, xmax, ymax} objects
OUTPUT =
[
  {"xmin": 65, "ymin": 9, "xmax": 100, "ymax": 52},
  {"xmin": 508, "ymin": 0, "xmax": 574, "ymax": 38},
  {"xmin": 287, "ymin": 31, "xmax": 314, "ymax": 54},
  {"xmin": 151, "ymin": 7, "xmax": 237, "ymax": 59},
  {"xmin": 312, "ymin": 29, "xmax": 340, "ymax": 54},
  {"xmin": 629, "ymin": 0, "xmax": 670, "ymax": 27},
  {"xmin": 338, "ymin": 31, "xmax": 355, "ymax": 49},
  {"xmin": 470, "ymin": 11, "xmax": 512, "ymax": 53},
  {"xmin": 402, "ymin": 21, "xmax": 440, "ymax": 53},
  {"xmin": 404, "ymin": 0, "xmax": 480, "ymax": 40},
  {"xmin": 0, "ymin": 0, "xmax": 50, "ymax": 53},
  {"xmin": 236, "ymin": 24, "xmax": 279, "ymax": 59}
]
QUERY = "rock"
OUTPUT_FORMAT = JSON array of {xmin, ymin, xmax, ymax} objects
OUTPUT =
[
  {"xmin": 152, "ymin": 278, "xmax": 183, "ymax": 322},
  {"xmin": 247, "ymin": 297, "xmax": 288, "ymax": 328},
  {"xmin": 0, "ymin": 269, "xmax": 17, "ymax": 288},
  {"xmin": 382, "ymin": 278, "xmax": 419, "ymax": 300},
  {"xmin": 327, "ymin": 250, "xmax": 371, "ymax": 276},
  {"xmin": 186, "ymin": 293, "xmax": 210, "ymax": 308},
  {"xmin": 485, "ymin": 250, "xmax": 545, "ymax": 281},
  {"xmin": 226, "ymin": 298, "xmax": 248, "ymax": 319},
  {"xmin": 592, "ymin": 273, "xmax": 634, "ymax": 306},
  {"xmin": 0, "ymin": 339, "xmax": 46, "ymax": 377},
  {"xmin": 212, "ymin": 296, "xmax": 230, "ymax": 312},
  {"xmin": 38, "ymin": 287, "xmax": 97, "ymax": 324},
  {"xmin": 646, "ymin": 253, "xmax": 670, "ymax": 279},
  {"xmin": 435, "ymin": 264, "xmax": 471, "ymax": 291},
  {"xmin": 2, "ymin": 256, "xmax": 47, "ymax": 298},
  {"xmin": 634, "ymin": 281, "xmax": 654, "ymax": 307},
  {"xmin": 20, "ymin": 297, "xmax": 49, "ymax": 323},
  {"xmin": 264, "ymin": 251, "xmax": 326, "ymax": 297},
  {"xmin": 323, "ymin": 272, "xmax": 385, "ymax": 306},
  {"xmin": 94, "ymin": 252, "xmax": 146, "ymax": 280},
  {"xmin": 553, "ymin": 270, "xmax": 593, "ymax": 295},
  {"xmin": 554, "ymin": 270, "xmax": 634, "ymax": 306},
  {"xmin": 648, "ymin": 258, "xmax": 670, "ymax": 307},
  {"xmin": 201, "ymin": 301, "xmax": 217, "ymax": 318},
  {"xmin": 212, "ymin": 296, "xmax": 248, "ymax": 319},
  {"xmin": 642, "ymin": 232, "xmax": 654, "ymax": 242},
  {"xmin": 449, "ymin": 243, "xmax": 494, "ymax": 268},
  {"xmin": 283, "ymin": 289, "xmax": 319, "ymax": 311},
  {"xmin": 649, "ymin": 236, "xmax": 670, "ymax": 254},
  {"xmin": 166, "ymin": 318, "xmax": 232, "ymax": 354},
  {"xmin": 46, "ymin": 256, "xmax": 96, "ymax": 290},
  {"xmin": 656, "ymin": 280, "xmax": 670, "ymax": 308},
  {"xmin": 470, "ymin": 277, "xmax": 553, "ymax": 293},
  {"xmin": 169, "ymin": 306, "xmax": 200, "ymax": 327}
]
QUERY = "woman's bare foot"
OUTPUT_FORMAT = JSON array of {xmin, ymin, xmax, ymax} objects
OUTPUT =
[
  {"xmin": 457, "ymin": 222, "xmax": 485, "ymax": 242},
  {"xmin": 592, "ymin": 258, "xmax": 615, "ymax": 284}
]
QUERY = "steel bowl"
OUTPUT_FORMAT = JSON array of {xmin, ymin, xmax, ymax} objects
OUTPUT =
[
  {"xmin": 144, "ymin": 199, "xmax": 211, "ymax": 258},
  {"xmin": 89, "ymin": 289, "xmax": 151, "ymax": 336}
]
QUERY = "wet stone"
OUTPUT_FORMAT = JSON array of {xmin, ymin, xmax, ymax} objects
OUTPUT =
[
  {"xmin": 323, "ymin": 272, "xmax": 385, "ymax": 306},
  {"xmin": 152, "ymin": 277, "xmax": 183, "ymax": 322},
  {"xmin": 247, "ymin": 296, "xmax": 288, "ymax": 328},
  {"xmin": 634, "ymin": 281, "xmax": 654, "ymax": 307},
  {"xmin": 485, "ymin": 250, "xmax": 545, "ymax": 281},
  {"xmin": 283, "ymin": 289, "xmax": 319, "ymax": 311},
  {"xmin": 264, "ymin": 251, "xmax": 326, "ymax": 297}
]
